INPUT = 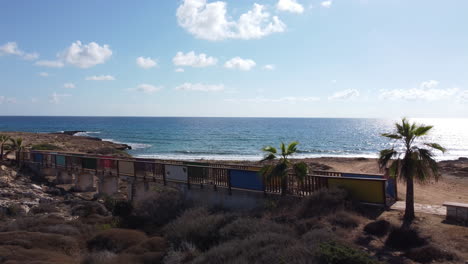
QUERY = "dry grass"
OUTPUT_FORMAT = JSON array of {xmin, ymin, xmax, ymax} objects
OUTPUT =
[
  {"xmin": 87, "ymin": 228, "xmax": 147, "ymax": 253},
  {"xmin": 0, "ymin": 231, "xmax": 80, "ymax": 256}
]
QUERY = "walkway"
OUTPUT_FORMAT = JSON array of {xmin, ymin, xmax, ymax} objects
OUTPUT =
[{"xmin": 390, "ymin": 201, "xmax": 446, "ymax": 216}]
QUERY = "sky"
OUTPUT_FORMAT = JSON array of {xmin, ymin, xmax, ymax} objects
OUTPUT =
[{"xmin": 0, "ymin": 0, "xmax": 467, "ymax": 118}]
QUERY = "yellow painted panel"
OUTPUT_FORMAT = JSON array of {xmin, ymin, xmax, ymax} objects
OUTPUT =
[{"xmin": 328, "ymin": 178, "xmax": 385, "ymax": 204}]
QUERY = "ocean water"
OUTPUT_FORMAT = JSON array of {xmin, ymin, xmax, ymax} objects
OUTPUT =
[{"xmin": 0, "ymin": 116, "xmax": 467, "ymax": 161}]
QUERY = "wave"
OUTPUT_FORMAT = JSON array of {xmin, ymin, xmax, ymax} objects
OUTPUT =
[
  {"xmin": 101, "ymin": 138, "xmax": 152, "ymax": 150},
  {"xmin": 73, "ymin": 131, "xmax": 101, "ymax": 137}
]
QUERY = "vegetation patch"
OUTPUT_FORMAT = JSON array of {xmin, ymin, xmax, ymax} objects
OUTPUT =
[
  {"xmin": 219, "ymin": 217, "xmax": 292, "ymax": 242},
  {"xmin": 298, "ymin": 187, "xmax": 350, "ymax": 218},
  {"xmin": 405, "ymin": 245, "xmax": 457, "ymax": 263},
  {"xmin": 164, "ymin": 207, "xmax": 234, "ymax": 251},
  {"xmin": 31, "ymin": 143, "xmax": 63, "ymax": 151},
  {"xmin": 385, "ymin": 227, "xmax": 426, "ymax": 250},
  {"xmin": 328, "ymin": 210, "xmax": 363, "ymax": 229},
  {"xmin": 363, "ymin": 220, "xmax": 391, "ymax": 237},
  {"xmin": 87, "ymin": 228, "xmax": 147, "ymax": 253},
  {"xmin": 316, "ymin": 242, "xmax": 379, "ymax": 264}
]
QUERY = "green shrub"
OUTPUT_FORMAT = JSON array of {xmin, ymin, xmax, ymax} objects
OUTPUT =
[
  {"xmin": 297, "ymin": 187, "xmax": 350, "ymax": 218},
  {"xmin": 31, "ymin": 143, "xmax": 63, "ymax": 151},
  {"xmin": 385, "ymin": 227, "xmax": 426, "ymax": 250},
  {"xmin": 328, "ymin": 211, "xmax": 363, "ymax": 229},
  {"xmin": 87, "ymin": 228, "xmax": 147, "ymax": 253},
  {"xmin": 219, "ymin": 217, "xmax": 292, "ymax": 242},
  {"xmin": 192, "ymin": 233, "xmax": 310, "ymax": 264},
  {"xmin": 71, "ymin": 201, "xmax": 109, "ymax": 217},
  {"xmin": 130, "ymin": 187, "xmax": 185, "ymax": 230},
  {"xmin": 104, "ymin": 197, "xmax": 133, "ymax": 217},
  {"xmin": 0, "ymin": 231, "xmax": 80, "ymax": 256},
  {"xmin": 363, "ymin": 220, "xmax": 391, "ymax": 237},
  {"xmin": 405, "ymin": 245, "xmax": 456, "ymax": 263},
  {"xmin": 316, "ymin": 242, "xmax": 379, "ymax": 264},
  {"xmin": 163, "ymin": 207, "xmax": 234, "ymax": 251}
]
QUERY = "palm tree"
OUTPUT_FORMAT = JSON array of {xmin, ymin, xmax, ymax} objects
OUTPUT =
[
  {"xmin": 260, "ymin": 141, "xmax": 308, "ymax": 196},
  {"xmin": 0, "ymin": 135, "xmax": 11, "ymax": 160},
  {"xmin": 379, "ymin": 118, "xmax": 445, "ymax": 226},
  {"xmin": 8, "ymin": 138, "xmax": 24, "ymax": 164}
]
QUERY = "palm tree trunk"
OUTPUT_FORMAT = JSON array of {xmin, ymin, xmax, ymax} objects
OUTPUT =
[
  {"xmin": 403, "ymin": 178, "xmax": 415, "ymax": 227},
  {"xmin": 281, "ymin": 177, "xmax": 287, "ymax": 196}
]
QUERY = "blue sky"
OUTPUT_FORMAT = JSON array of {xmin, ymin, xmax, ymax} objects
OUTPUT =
[{"xmin": 1, "ymin": 0, "xmax": 467, "ymax": 117}]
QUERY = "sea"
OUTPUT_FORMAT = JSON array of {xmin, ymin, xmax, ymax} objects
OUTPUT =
[{"xmin": 0, "ymin": 116, "xmax": 467, "ymax": 161}]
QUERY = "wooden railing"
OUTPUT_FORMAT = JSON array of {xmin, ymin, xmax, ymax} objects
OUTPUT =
[{"xmin": 20, "ymin": 150, "xmax": 389, "ymax": 204}]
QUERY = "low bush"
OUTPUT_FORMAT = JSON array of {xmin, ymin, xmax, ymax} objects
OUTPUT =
[
  {"xmin": 301, "ymin": 227, "xmax": 336, "ymax": 248},
  {"xmin": 1, "ymin": 214, "xmax": 65, "ymax": 232},
  {"xmin": 0, "ymin": 245, "xmax": 74, "ymax": 264},
  {"xmin": 71, "ymin": 201, "xmax": 109, "ymax": 217},
  {"xmin": 385, "ymin": 227, "xmax": 426, "ymax": 250},
  {"xmin": 297, "ymin": 187, "xmax": 350, "ymax": 218},
  {"xmin": 81, "ymin": 251, "xmax": 117, "ymax": 264},
  {"xmin": 124, "ymin": 236, "xmax": 167, "ymax": 255},
  {"xmin": 104, "ymin": 197, "xmax": 133, "ymax": 217},
  {"xmin": 316, "ymin": 242, "xmax": 379, "ymax": 264},
  {"xmin": 164, "ymin": 207, "xmax": 234, "ymax": 251},
  {"xmin": 0, "ymin": 231, "xmax": 80, "ymax": 256},
  {"xmin": 219, "ymin": 217, "xmax": 292, "ymax": 242},
  {"xmin": 87, "ymin": 228, "xmax": 147, "ymax": 253},
  {"xmin": 405, "ymin": 245, "xmax": 456, "ymax": 263},
  {"xmin": 31, "ymin": 143, "xmax": 63, "ymax": 151},
  {"xmin": 30, "ymin": 203, "xmax": 60, "ymax": 214},
  {"xmin": 363, "ymin": 220, "xmax": 391, "ymax": 237},
  {"xmin": 192, "ymin": 233, "xmax": 311, "ymax": 264},
  {"xmin": 6, "ymin": 203, "xmax": 26, "ymax": 216},
  {"xmin": 328, "ymin": 210, "xmax": 363, "ymax": 229},
  {"xmin": 130, "ymin": 186, "xmax": 185, "ymax": 230}
]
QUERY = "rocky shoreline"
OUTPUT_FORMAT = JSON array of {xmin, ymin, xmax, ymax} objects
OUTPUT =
[{"xmin": 0, "ymin": 131, "xmax": 131, "ymax": 157}]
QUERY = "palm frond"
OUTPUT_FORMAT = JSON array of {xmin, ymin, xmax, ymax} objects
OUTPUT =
[
  {"xmin": 262, "ymin": 146, "xmax": 277, "ymax": 154},
  {"xmin": 414, "ymin": 125, "xmax": 433, "ymax": 136},
  {"xmin": 261, "ymin": 153, "xmax": 277, "ymax": 162},
  {"xmin": 378, "ymin": 148, "xmax": 397, "ymax": 170},
  {"xmin": 293, "ymin": 162, "xmax": 308, "ymax": 183},
  {"xmin": 280, "ymin": 142, "xmax": 286, "ymax": 156},
  {"xmin": 424, "ymin": 143, "xmax": 446, "ymax": 153},
  {"xmin": 285, "ymin": 141, "xmax": 299, "ymax": 155},
  {"xmin": 381, "ymin": 133, "xmax": 402, "ymax": 140}
]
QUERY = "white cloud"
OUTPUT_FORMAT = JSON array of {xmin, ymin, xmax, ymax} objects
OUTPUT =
[
  {"xmin": 0, "ymin": 42, "xmax": 39, "ymax": 60},
  {"xmin": 131, "ymin": 84, "xmax": 162, "ymax": 94},
  {"xmin": 38, "ymin": 72, "xmax": 49, "ymax": 77},
  {"xmin": 224, "ymin": 57, "xmax": 256, "ymax": 71},
  {"xmin": 175, "ymin": 68, "xmax": 185, "ymax": 72},
  {"xmin": 175, "ymin": 82, "xmax": 224, "ymax": 92},
  {"xmin": 420, "ymin": 80, "xmax": 439, "ymax": 89},
  {"xmin": 61, "ymin": 41, "xmax": 112, "ymax": 68},
  {"xmin": 35, "ymin": 60, "xmax": 64, "ymax": 68},
  {"xmin": 85, "ymin": 75, "xmax": 115, "ymax": 81},
  {"xmin": 226, "ymin": 96, "xmax": 320, "ymax": 103},
  {"xmin": 321, "ymin": 1, "xmax": 332, "ymax": 8},
  {"xmin": 379, "ymin": 80, "xmax": 462, "ymax": 101},
  {"xmin": 459, "ymin": 90, "xmax": 468, "ymax": 102},
  {"xmin": 263, "ymin": 64, "xmax": 275, "ymax": 70},
  {"xmin": 328, "ymin": 89, "xmax": 360, "ymax": 100},
  {"xmin": 176, "ymin": 0, "xmax": 286, "ymax": 41},
  {"xmin": 49, "ymin": 93, "xmax": 71, "ymax": 104},
  {"xmin": 173, "ymin": 51, "xmax": 217, "ymax": 67},
  {"xmin": 277, "ymin": 0, "xmax": 304, "ymax": 13},
  {"xmin": 63, "ymin": 83, "xmax": 75, "ymax": 89},
  {"xmin": 136, "ymin": 56, "xmax": 157, "ymax": 69}
]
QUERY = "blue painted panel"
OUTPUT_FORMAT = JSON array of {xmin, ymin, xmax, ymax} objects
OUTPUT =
[
  {"xmin": 56, "ymin": 155, "xmax": 66, "ymax": 167},
  {"xmin": 229, "ymin": 170, "xmax": 264, "ymax": 191},
  {"xmin": 33, "ymin": 153, "xmax": 43, "ymax": 162},
  {"xmin": 386, "ymin": 178, "xmax": 396, "ymax": 198}
]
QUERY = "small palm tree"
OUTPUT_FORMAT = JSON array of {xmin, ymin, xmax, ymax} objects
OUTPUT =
[
  {"xmin": 8, "ymin": 138, "xmax": 24, "ymax": 164},
  {"xmin": 0, "ymin": 135, "xmax": 11, "ymax": 160},
  {"xmin": 260, "ymin": 141, "xmax": 308, "ymax": 195},
  {"xmin": 379, "ymin": 118, "xmax": 445, "ymax": 226}
]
